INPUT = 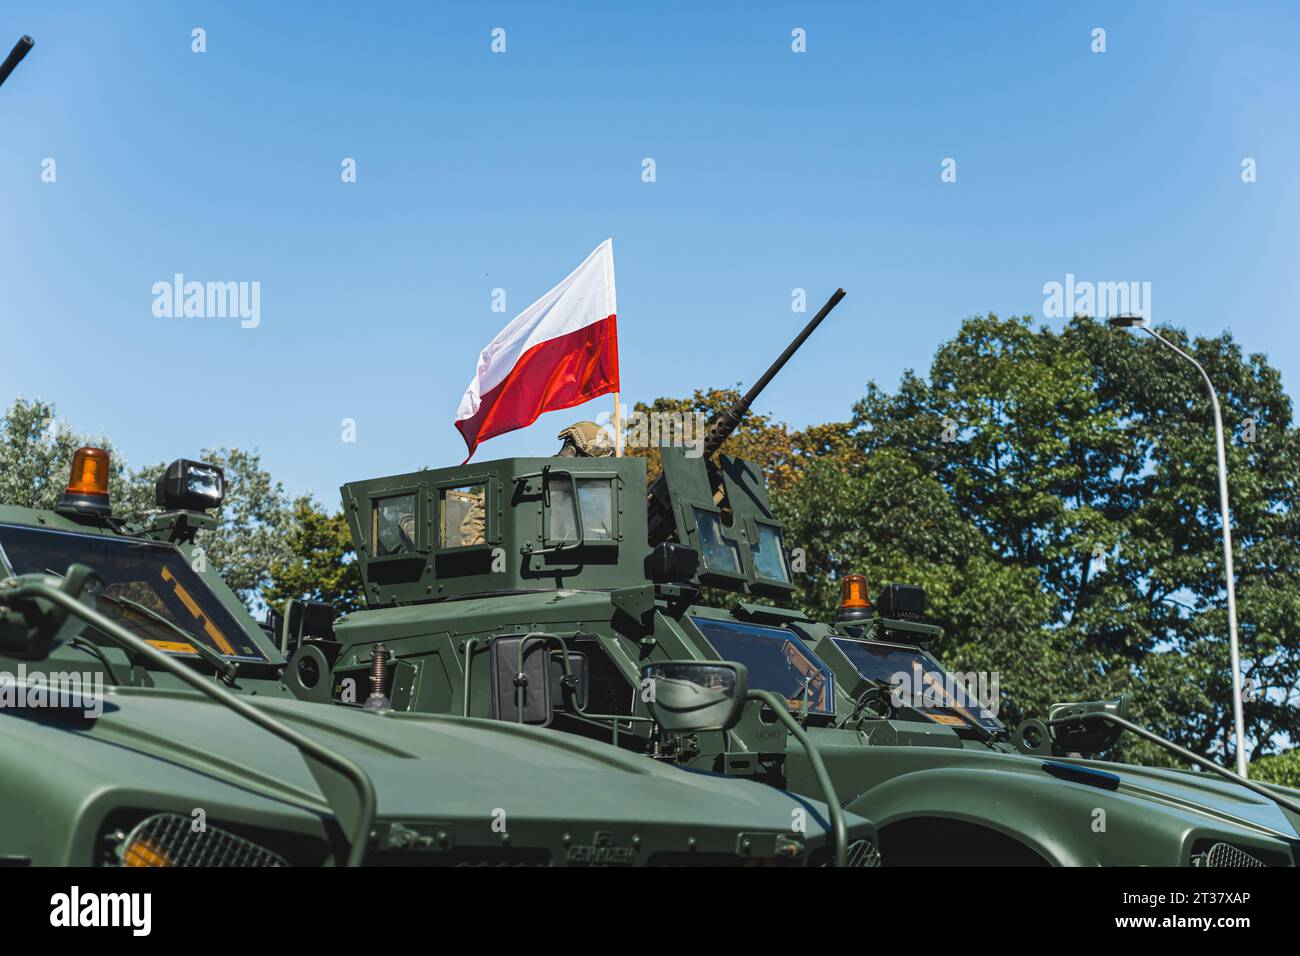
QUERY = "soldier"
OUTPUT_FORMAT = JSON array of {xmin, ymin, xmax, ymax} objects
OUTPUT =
[
  {"xmin": 457, "ymin": 488, "xmax": 486, "ymax": 546},
  {"xmin": 455, "ymin": 423, "xmax": 612, "ymax": 546},
  {"xmin": 556, "ymin": 421, "xmax": 614, "ymax": 458}
]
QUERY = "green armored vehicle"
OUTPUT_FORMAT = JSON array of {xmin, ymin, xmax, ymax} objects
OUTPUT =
[
  {"xmin": 316, "ymin": 290, "xmax": 1300, "ymax": 866},
  {"xmin": 0, "ymin": 447, "xmax": 876, "ymax": 866}
]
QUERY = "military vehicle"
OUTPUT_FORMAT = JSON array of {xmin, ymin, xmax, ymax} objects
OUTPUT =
[
  {"xmin": 0, "ymin": 447, "xmax": 878, "ymax": 866},
  {"xmin": 0, "ymin": 29, "xmax": 875, "ymax": 869},
  {"xmin": 318, "ymin": 289, "xmax": 1300, "ymax": 866}
]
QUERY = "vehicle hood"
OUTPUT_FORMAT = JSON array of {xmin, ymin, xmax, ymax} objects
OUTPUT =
[
  {"xmin": 816, "ymin": 730, "xmax": 1300, "ymax": 844},
  {"xmin": 1047, "ymin": 752, "xmax": 1300, "ymax": 840},
  {"xmin": 66, "ymin": 686, "xmax": 840, "ymax": 833}
]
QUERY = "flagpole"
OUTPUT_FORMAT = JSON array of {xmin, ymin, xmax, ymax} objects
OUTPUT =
[{"xmin": 613, "ymin": 392, "xmax": 623, "ymax": 457}]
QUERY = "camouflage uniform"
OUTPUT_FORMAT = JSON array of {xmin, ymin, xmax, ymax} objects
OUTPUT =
[
  {"xmin": 456, "ymin": 423, "xmax": 611, "ymax": 545},
  {"xmin": 458, "ymin": 488, "xmax": 486, "ymax": 545}
]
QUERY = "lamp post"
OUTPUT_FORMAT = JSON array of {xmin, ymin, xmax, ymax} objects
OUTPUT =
[{"xmin": 1109, "ymin": 315, "xmax": 1248, "ymax": 777}]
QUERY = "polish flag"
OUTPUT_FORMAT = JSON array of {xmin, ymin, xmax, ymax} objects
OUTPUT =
[{"xmin": 455, "ymin": 239, "xmax": 619, "ymax": 461}]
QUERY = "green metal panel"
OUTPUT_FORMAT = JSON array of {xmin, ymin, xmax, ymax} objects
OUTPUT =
[{"xmin": 342, "ymin": 456, "xmax": 650, "ymax": 605}]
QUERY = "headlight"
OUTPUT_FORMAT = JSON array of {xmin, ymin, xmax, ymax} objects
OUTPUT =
[{"xmin": 154, "ymin": 459, "xmax": 225, "ymax": 512}]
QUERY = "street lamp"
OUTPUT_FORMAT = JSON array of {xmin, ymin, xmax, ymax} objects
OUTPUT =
[{"xmin": 1108, "ymin": 315, "xmax": 1248, "ymax": 777}]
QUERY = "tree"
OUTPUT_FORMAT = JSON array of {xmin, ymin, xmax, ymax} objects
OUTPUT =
[
  {"xmin": 1252, "ymin": 750, "xmax": 1300, "ymax": 788},
  {"xmin": 0, "ymin": 398, "xmax": 132, "ymax": 508},
  {"xmin": 263, "ymin": 497, "xmax": 364, "ymax": 614},
  {"xmin": 116, "ymin": 448, "xmax": 298, "ymax": 608},
  {"xmin": 642, "ymin": 314, "xmax": 1300, "ymax": 766},
  {"xmin": 633, "ymin": 387, "xmax": 861, "ymax": 493},
  {"xmin": 189, "ymin": 447, "xmax": 297, "ymax": 605},
  {"xmin": 852, "ymin": 314, "xmax": 1300, "ymax": 765},
  {"xmin": 0, "ymin": 398, "xmax": 300, "ymax": 612},
  {"xmin": 773, "ymin": 446, "xmax": 1061, "ymax": 734}
]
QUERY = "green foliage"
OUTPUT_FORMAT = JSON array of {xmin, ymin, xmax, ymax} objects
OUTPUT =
[
  {"xmin": 115, "ymin": 448, "xmax": 298, "ymax": 607},
  {"xmin": 656, "ymin": 314, "xmax": 1299, "ymax": 766},
  {"xmin": 773, "ymin": 447, "xmax": 1060, "ymax": 734},
  {"xmin": 0, "ymin": 398, "xmax": 133, "ymax": 509},
  {"xmin": 1252, "ymin": 750, "xmax": 1300, "ymax": 788},
  {"xmin": 262, "ymin": 497, "xmax": 363, "ymax": 614},
  {"xmin": 845, "ymin": 315, "xmax": 1300, "ymax": 764},
  {"xmin": 191, "ymin": 447, "xmax": 296, "ymax": 604},
  {"xmin": 0, "ymin": 397, "xmax": 353, "ymax": 615}
]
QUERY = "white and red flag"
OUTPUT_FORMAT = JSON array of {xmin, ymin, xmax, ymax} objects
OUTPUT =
[{"xmin": 455, "ymin": 239, "xmax": 619, "ymax": 460}]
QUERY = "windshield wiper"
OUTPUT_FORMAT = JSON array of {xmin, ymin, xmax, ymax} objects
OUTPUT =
[
  {"xmin": 929, "ymin": 705, "xmax": 1007, "ymax": 745},
  {"xmin": 97, "ymin": 592, "xmax": 239, "ymax": 684},
  {"xmin": 4, "ymin": 570, "xmax": 376, "ymax": 866},
  {"xmin": 41, "ymin": 567, "xmax": 238, "ymax": 683}
]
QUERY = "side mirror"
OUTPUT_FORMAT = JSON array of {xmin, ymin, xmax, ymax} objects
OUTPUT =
[
  {"xmin": 0, "ymin": 564, "xmax": 103, "ymax": 660},
  {"xmin": 641, "ymin": 661, "xmax": 748, "ymax": 734},
  {"xmin": 491, "ymin": 634, "xmax": 554, "ymax": 725},
  {"xmin": 1047, "ymin": 696, "xmax": 1129, "ymax": 755}
]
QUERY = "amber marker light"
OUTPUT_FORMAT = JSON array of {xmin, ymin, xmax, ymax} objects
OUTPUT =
[
  {"xmin": 837, "ymin": 573, "xmax": 873, "ymax": 622},
  {"xmin": 122, "ymin": 839, "xmax": 171, "ymax": 868},
  {"xmin": 56, "ymin": 446, "xmax": 112, "ymax": 517}
]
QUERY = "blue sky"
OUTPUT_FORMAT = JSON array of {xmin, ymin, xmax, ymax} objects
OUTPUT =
[{"xmin": 2, "ymin": 1, "xmax": 1297, "ymax": 505}]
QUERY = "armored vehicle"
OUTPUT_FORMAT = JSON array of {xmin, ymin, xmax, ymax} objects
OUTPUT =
[
  {"xmin": 319, "ymin": 290, "xmax": 1300, "ymax": 866},
  {"xmin": 0, "ymin": 447, "xmax": 876, "ymax": 866}
]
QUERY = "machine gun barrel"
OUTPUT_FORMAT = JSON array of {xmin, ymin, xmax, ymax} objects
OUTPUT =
[
  {"xmin": 0, "ymin": 35, "xmax": 34, "ymax": 88},
  {"xmin": 700, "ymin": 288, "xmax": 845, "ymax": 459},
  {"xmin": 646, "ymin": 288, "xmax": 845, "ymax": 546}
]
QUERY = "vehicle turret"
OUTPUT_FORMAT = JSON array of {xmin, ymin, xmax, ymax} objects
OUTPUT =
[{"xmin": 340, "ymin": 289, "xmax": 846, "ymax": 608}]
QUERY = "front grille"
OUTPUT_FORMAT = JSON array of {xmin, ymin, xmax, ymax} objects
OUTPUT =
[
  {"xmin": 817, "ymin": 838, "xmax": 882, "ymax": 868},
  {"xmin": 119, "ymin": 813, "xmax": 286, "ymax": 867},
  {"xmin": 846, "ymin": 839, "xmax": 882, "ymax": 868},
  {"xmin": 1196, "ymin": 842, "xmax": 1266, "ymax": 868}
]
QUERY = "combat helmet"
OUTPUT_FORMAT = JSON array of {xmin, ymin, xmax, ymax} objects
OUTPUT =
[{"xmin": 556, "ymin": 421, "xmax": 614, "ymax": 457}]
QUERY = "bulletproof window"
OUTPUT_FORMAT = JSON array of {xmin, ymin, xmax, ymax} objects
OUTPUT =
[
  {"xmin": 692, "ymin": 507, "xmax": 741, "ymax": 574},
  {"xmin": 0, "ymin": 523, "xmax": 268, "ymax": 661},
  {"xmin": 546, "ymin": 477, "xmax": 614, "ymax": 543},
  {"xmin": 689, "ymin": 616, "xmax": 834, "ymax": 716},
  {"xmin": 439, "ymin": 484, "xmax": 487, "ymax": 548},
  {"xmin": 750, "ymin": 522, "xmax": 791, "ymax": 583},
  {"xmin": 831, "ymin": 638, "xmax": 1002, "ymax": 734},
  {"xmin": 372, "ymin": 494, "xmax": 417, "ymax": 556}
]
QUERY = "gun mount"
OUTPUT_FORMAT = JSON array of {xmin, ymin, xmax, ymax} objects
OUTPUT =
[
  {"xmin": 336, "ymin": 289, "xmax": 844, "ymax": 607},
  {"xmin": 646, "ymin": 287, "xmax": 845, "ymax": 546}
]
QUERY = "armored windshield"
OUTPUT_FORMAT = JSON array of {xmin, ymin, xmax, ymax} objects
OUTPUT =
[
  {"xmin": 0, "ymin": 523, "xmax": 268, "ymax": 661},
  {"xmin": 832, "ymin": 637, "xmax": 1002, "ymax": 734},
  {"xmin": 692, "ymin": 509, "xmax": 741, "ymax": 574},
  {"xmin": 688, "ymin": 616, "xmax": 834, "ymax": 715}
]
